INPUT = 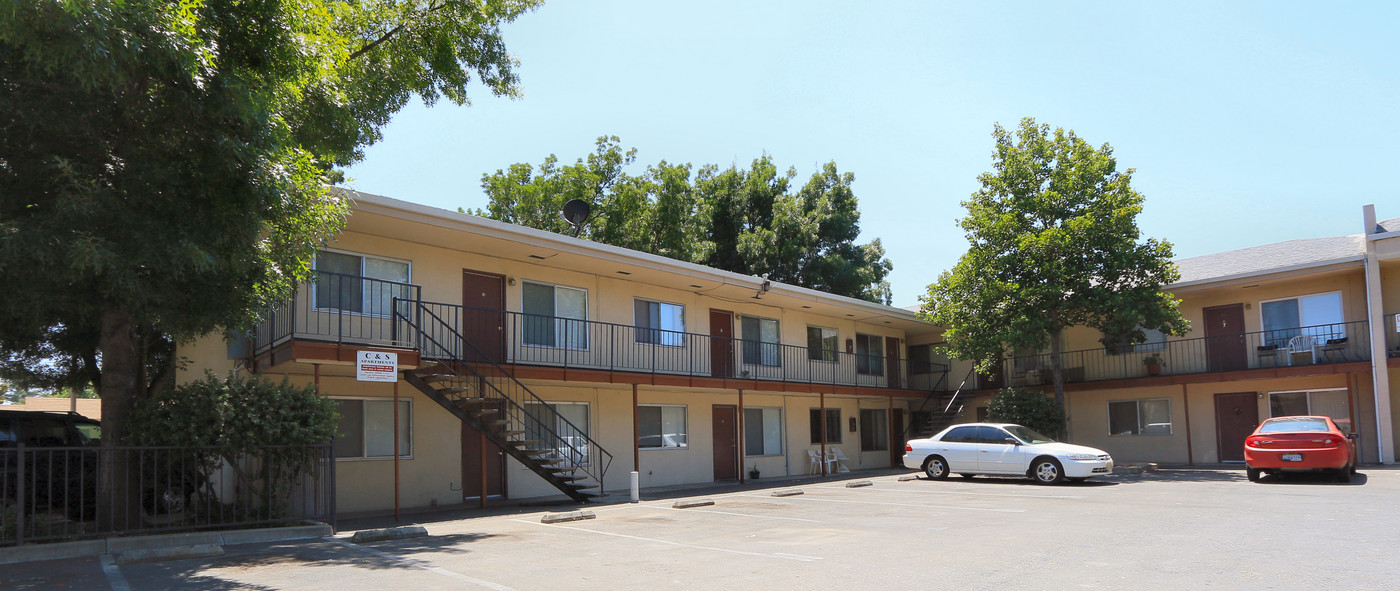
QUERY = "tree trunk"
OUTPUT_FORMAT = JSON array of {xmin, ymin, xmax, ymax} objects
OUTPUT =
[
  {"xmin": 98, "ymin": 307, "xmax": 144, "ymax": 530},
  {"xmin": 1048, "ymin": 316, "xmax": 1067, "ymax": 440}
]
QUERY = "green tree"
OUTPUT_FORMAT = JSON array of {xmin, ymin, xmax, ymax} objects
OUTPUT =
[
  {"xmin": 1, "ymin": 0, "xmax": 537, "ymax": 437},
  {"xmin": 922, "ymin": 118, "xmax": 1188, "ymax": 416},
  {"xmin": 985, "ymin": 387, "xmax": 1068, "ymax": 436},
  {"xmin": 478, "ymin": 137, "xmax": 893, "ymax": 303},
  {"xmin": 1, "ymin": 0, "xmax": 539, "ymax": 521}
]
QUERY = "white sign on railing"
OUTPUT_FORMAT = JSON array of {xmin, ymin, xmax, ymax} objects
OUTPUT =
[{"xmin": 356, "ymin": 350, "xmax": 398, "ymax": 382}]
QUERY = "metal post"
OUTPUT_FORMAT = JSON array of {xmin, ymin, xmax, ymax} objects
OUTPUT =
[
  {"xmin": 820, "ymin": 392, "xmax": 828, "ymax": 476},
  {"xmin": 16, "ymin": 443, "xmax": 24, "ymax": 545},
  {"xmin": 393, "ymin": 379, "xmax": 400, "ymax": 522},
  {"xmin": 738, "ymin": 389, "xmax": 745, "ymax": 484}
]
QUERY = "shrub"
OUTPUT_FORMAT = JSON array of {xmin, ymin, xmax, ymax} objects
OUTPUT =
[
  {"xmin": 985, "ymin": 387, "xmax": 1067, "ymax": 436},
  {"xmin": 129, "ymin": 372, "xmax": 338, "ymax": 520}
]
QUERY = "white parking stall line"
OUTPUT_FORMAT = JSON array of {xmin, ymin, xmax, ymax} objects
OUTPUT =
[
  {"xmin": 330, "ymin": 538, "xmax": 521, "ymax": 591},
  {"xmin": 515, "ymin": 519, "xmax": 824, "ymax": 562},
  {"xmin": 810, "ymin": 482, "xmax": 1083, "ymax": 500},
  {"xmin": 653, "ymin": 505, "xmax": 824, "ymax": 523},
  {"xmin": 100, "ymin": 555, "xmax": 133, "ymax": 591},
  {"xmin": 731, "ymin": 493, "xmax": 1026, "ymax": 513}
]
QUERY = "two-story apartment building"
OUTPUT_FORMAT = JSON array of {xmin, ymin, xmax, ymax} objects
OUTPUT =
[
  {"xmin": 943, "ymin": 205, "xmax": 1400, "ymax": 467},
  {"xmin": 180, "ymin": 190, "xmax": 954, "ymax": 515}
]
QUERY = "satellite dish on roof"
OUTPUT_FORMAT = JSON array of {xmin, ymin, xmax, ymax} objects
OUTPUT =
[{"xmin": 561, "ymin": 199, "xmax": 591, "ymax": 237}]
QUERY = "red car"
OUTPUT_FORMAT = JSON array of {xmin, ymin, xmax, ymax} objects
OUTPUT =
[{"xmin": 1244, "ymin": 416, "xmax": 1358, "ymax": 483}]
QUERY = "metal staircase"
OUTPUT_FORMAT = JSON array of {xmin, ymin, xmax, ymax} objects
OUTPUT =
[
  {"xmin": 905, "ymin": 368, "xmax": 977, "ymax": 441},
  {"xmin": 396, "ymin": 300, "xmax": 612, "ymax": 503}
]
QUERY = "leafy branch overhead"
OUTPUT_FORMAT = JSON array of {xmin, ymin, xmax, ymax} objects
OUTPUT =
[
  {"xmin": 922, "ymin": 118, "xmax": 1188, "ymax": 411},
  {"xmin": 0, "ymin": 0, "xmax": 540, "ymax": 447},
  {"xmin": 474, "ymin": 136, "xmax": 895, "ymax": 304}
]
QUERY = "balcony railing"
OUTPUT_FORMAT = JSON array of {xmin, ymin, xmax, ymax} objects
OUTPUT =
[
  {"xmin": 413, "ymin": 301, "xmax": 940, "ymax": 391},
  {"xmin": 996, "ymin": 319, "xmax": 1372, "ymax": 387},
  {"xmin": 253, "ymin": 272, "xmax": 421, "ymax": 354}
]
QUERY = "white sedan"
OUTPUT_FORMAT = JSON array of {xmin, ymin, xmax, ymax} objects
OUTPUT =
[{"xmin": 903, "ymin": 423, "xmax": 1114, "ymax": 484}]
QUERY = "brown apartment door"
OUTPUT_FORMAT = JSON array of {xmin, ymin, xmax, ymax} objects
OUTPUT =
[
  {"xmin": 710, "ymin": 309, "xmax": 734, "ymax": 378},
  {"xmin": 885, "ymin": 336, "xmax": 902, "ymax": 389},
  {"xmin": 1214, "ymin": 392, "xmax": 1259, "ymax": 462},
  {"xmin": 462, "ymin": 401, "xmax": 506, "ymax": 503},
  {"xmin": 1204, "ymin": 304, "xmax": 1247, "ymax": 373},
  {"xmin": 712, "ymin": 405, "xmax": 739, "ymax": 480},
  {"xmin": 462, "ymin": 270, "xmax": 506, "ymax": 364}
]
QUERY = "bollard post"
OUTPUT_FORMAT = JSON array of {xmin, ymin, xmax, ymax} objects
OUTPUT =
[{"xmin": 630, "ymin": 471, "xmax": 640, "ymax": 503}]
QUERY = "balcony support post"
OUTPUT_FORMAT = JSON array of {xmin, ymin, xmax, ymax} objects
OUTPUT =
[{"xmin": 1362, "ymin": 206, "xmax": 1393, "ymax": 463}]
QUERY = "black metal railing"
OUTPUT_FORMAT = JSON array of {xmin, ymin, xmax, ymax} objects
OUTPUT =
[
  {"xmin": 1, "ymin": 444, "xmax": 332, "ymax": 546},
  {"xmin": 253, "ymin": 272, "xmax": 421, "ymax": 354},
  {"xmin": 994, "ymin": 320, "xmax": 1372, "ymax": 387},
  {"xmin": 397, "ymin": 300, "xmax": 613, "ymax": 495},
  {"xmin": 415, "ymin": 302, "xmax": 937, "ymax": 391}
]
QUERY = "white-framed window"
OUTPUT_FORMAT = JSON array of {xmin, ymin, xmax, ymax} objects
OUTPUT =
[
  {"xmin": 856, "ymin": 333, "xmax": 884, "ymax": 376},
  {"xmin": 522, "ymin": 281, "xmax": 588, "ymax": 350},
  {"xmin": 809, "ymin": 408, "xmax": 841, "ymax": 444},
  {"xmin": 743, "ymin": 407, "xmax": 782, "ymax": 456},
  {"xmin": 1101, "ymin": 326, "xmax": 1167, "ymax": 354},
  {"xmin": 1268, "ymin": 389, "xmax": 1350, "ymax": 433},
  {"xmin": 524, "ymin": 401, "xmax": 590, "ymax": 464},
  {"xmin": 741, "ymin": 316, "xmax": 780, "ymax": 367},
  {"xmin": 806, "ymin": 326, "xmax": 838, "ymax": 362},
  {"xmin": 1261, "ymin": 292, "xmax": 1345, "ymax": 347},
  {"xmin": 639, "ymin": 405, "xmax": 687, "ymax": 449},
  {"xmin": 860, "ymin": 408, "xmax": 888, "ymax": 451},
  {"xmin": 314, "ymin": 250, "xmax": 413, "ymax": 316},
  {"xmin": 333, "ymin": 397, "xmax": 411, "ymax": 460},
  {"xmin": 634, "ymin": 299, "xmax": 685, "ymax": 346},
  {"xmin": 1107, "ymin": 398, "xmax": 1172, "ymax": 436}
]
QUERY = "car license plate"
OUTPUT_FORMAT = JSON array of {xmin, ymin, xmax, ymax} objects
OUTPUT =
[{"xmin": 1281, "ymin": 453, "xmax": 1302, "ymax": 462}]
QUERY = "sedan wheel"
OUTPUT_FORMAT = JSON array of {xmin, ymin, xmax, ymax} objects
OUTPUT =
[
  {"xmin": 1335, "ymin": 467, "xmax": 1352, "ymax": 483},
  {"xmin": 923, "ymin": 456, "xmax": 950, "ymax": 480},
  {"xmin": 1246, "ymin": 467, "xmax": 1262, "ymax": 482},
  {"xmin": 1031, "ymin": 458, "xmax": 1064, "ymax": 485}
]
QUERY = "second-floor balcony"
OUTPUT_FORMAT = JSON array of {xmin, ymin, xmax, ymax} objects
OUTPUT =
[
  {"xmin": 251, "ymin": 272, "xmax": 950, "ymax": 394},
  {"xmin": 992, "ymin": 319, "xmax": 1375, "ymax": 389}
]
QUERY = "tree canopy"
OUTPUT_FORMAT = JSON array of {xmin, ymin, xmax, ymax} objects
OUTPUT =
[
  {"xmin": 921, "ymin": 118, "xmax": 1188, "ymax": 412},
  {"xmin": 0, "ymin": 0, "xmax": 541, "ymax": 445},
  {"xmin": 476, "ymin": 136, "xmax": 894, "ymax": 303}
]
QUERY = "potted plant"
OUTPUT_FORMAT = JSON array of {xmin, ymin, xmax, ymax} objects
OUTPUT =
[
  {"xmin": 1143, "ymin": 354, "xmax": 1164, "ymax": 376},
  {"xmin": 749, "ymin": 465, "xmax": 760, "ymax": 479}
]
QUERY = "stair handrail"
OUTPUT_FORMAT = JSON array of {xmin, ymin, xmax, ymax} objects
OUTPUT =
[
  {"xmin": 901, "ymin": 366, "xmax": 976, "ymax": 442},
  {"xmin": 396, "ymin": 299, "xmax": 614, "ymax": 495}
]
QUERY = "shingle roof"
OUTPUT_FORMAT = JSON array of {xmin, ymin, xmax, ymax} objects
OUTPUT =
[
  {"xmin": 1171, "ymin": 234, "xmax": 1364, "ymax": 286},
  {"xmin": 1380, "ymin": 216, "xmax": 1400, "ymax": 233}
]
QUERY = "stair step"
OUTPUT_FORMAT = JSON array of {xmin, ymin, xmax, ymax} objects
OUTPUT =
[
  {"xmin": 417, "ymin": 373, "xmax": 454, "ymax": 382},
  {"xmin": 509, "ymin": 439, "xmax": 539, "ymax": 447},
  {"xmin": 500, "ymin": 431, "xmax": 526, "ymax": 439}
]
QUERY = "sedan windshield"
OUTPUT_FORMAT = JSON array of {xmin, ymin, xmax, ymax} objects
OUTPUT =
[{"xmin": 1004, "ymin": 425, "xmax": 1055, "ymax": 444}]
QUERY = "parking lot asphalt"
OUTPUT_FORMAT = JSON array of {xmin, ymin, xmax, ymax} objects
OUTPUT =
[{"xmin": 5, "ymin": 466, "xmax": 1399, "ymax": 590}]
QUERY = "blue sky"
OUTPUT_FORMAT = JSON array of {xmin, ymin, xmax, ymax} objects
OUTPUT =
[{"xmin": 343, "ymin": 1, "xmax": 1399, "ymax": 307}]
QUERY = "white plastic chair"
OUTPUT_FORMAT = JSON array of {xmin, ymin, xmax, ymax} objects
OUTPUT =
[
  {"xmin": 827, "ymin": 448, "xmax": 852, "ymax": 473},
  {"xmin": 806, "ymin": 449, "xmax": 824, "ymax": 475},
  {"xmin": 1287, "ymin": 335, "xmax": 1316, "ymax": 365}
]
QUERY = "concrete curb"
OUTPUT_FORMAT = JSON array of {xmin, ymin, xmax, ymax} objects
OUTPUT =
[
  {"xmin": 897, "ymin": 475, "xmax": 920, "ymax": 482},
  {"xmin": 540, "ymin": 510, "xmax": 596, "ymax": 524},
  {"xmin": 1113, "ymin": 463, "xmax": 1159, "ymax": 476},
  {"xmin": 0, "ymin": 522, "xmax": 334, "ymax": 565},
  {"xmin": 771, "ymin": 489, "xmax": 804, "ymax": 497},
  {"xmin": 845, "ymin": 481, "xmax": 874, "ymax": 488},
  {"xmin": 349, "ymin": 526, "xmax": 429, "ymax": 543},
  {"xmin": 672, "ymin": 499, "xmax": 716, "ymax": 509}
]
